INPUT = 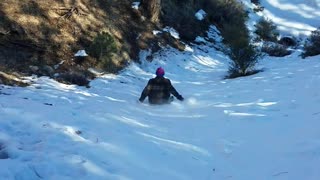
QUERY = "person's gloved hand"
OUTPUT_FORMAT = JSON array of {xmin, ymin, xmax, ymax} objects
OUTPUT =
[{"xmin": 177, "ymin": 95, "xmax": 184, "ymax": 101}]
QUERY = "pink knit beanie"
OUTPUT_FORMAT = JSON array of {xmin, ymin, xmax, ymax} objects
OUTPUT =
[{"xmin": 156, "ymin": 67, "xmax": 165, "ymax": 76}]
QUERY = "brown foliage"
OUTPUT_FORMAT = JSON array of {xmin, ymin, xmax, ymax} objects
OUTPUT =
[{"xmin": 0, "ymin": 0, "xmax": 166, "ymax": 86}]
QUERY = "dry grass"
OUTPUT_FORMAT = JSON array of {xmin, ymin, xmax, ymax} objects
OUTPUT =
[
  {"xmin": 0, "ymin": 0, "xmax": 188, "ymax": 86},
  {"xmin": 0, "ymin": 0, "xmax": 144, "ymax": 72},
  {"xmin": 0, "ymin": 71, "xmax": 29, "ymax": 87}
]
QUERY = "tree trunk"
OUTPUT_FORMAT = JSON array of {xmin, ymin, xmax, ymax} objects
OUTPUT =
[{"xmin": 141, "ymin": 0, "xmax": 161, "ymax": 23}]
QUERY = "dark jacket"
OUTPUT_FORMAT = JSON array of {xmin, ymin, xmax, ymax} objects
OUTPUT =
[{"xmin": 139, "ymin": 76, "xmax": 184, "ymax": 104}]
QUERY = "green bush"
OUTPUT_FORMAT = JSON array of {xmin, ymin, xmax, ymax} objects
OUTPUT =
[
  {"xmin": 262, "ymin": 43, "xmax": 292, "ymax": 57},
  {"xmin": 220, "ymin": 21, "xmax": 249, "ymax": 47},
  {"xmin": 161, "ymin": 0, "xmax": 249, "ymax": 42},
  {"xmin": 202, "ymin": 0, "xmax": 248, "ymax": 26},
  {"xmin": 226, "ymin": 43, "xmax": 263, "ymax": 78},
  {"xmin": 254, "ymin": 18, "xmax": 279, "ymax": 42},
  {"xmin": 172, "ymin": 10, "xmax": 207, "ymax": 41},
  {"xmin": 202, "ymin": 0, "xmax": 249, "ymax": 47},
  {"xmin": 223, "ymin": 23, "xmax": 263, "ymax": 78},
  {"xmin": 161, "ymin": 1, "xmax": 207, "ymax": 41},
  {"xmin": 199, "ymin": 0, "xmax": 261, "ymax": 78},
  {"xmin": 301, "ymin": 28, "xmax": 320, "ymax": 58},
  {"xmin": 88, "ymin": 32, "xmax": 117, "ymax": 71}
]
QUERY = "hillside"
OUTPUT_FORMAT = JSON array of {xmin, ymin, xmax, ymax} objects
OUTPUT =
[
  {"xmin": 0, "ymin": 0, "xmax": 187, "ymax": 86},
  {"xmin": 0, "ymin": 0, "xmax": 268, "ymax": 87},
  {"xmin": 0, "ymin": 1, "xmax": 132, "ymax": 68},
  {"xmin": 2, "ymin": 0, "xmax": 318, "ymax": 87},
  {"xmin": 1, "ymin": 0, "xmax": 319, "ymax": 86}
]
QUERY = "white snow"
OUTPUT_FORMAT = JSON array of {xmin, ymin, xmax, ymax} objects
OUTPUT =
[
  {"xmin": 242, "ymin": 0, "xmax": 320, "ymax": 37},
  {"xmin": 195, "ymin": 9, "xmax": 207, "ymax": 21},
  {"xmin": 1, "ymin": 45, "xmax": 320, "ymax": 180},
  {"xmin": 74, "ymin": 50, "xmax": 88, "ymax": 57},
  {"xmin": 152, "ymin": 30, "xmax": 162, "ymax": 36},
  {"xmin": 131, "ymin": 2, "xmax": 140, "ymax": 10},
  {"xmin": 194, "ymin": 36, "xmax": 206, "ymax": 43},
  {"xmin": 163, "ymin": 26, "xmax": 180, "ymax": 39},
  {"xmin": 1, "ymin": 0, "xmax": 320, "ymax": 180},
  {"xmin": 207, "ymin": 25, "xmax": 223, "ymax": 45}
]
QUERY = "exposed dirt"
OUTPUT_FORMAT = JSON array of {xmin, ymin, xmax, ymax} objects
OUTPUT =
[{"xmin": 0, "ymin": 0, "xmax": 186, "ymax": 86}]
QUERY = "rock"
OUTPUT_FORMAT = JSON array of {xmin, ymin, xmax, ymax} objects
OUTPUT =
[
  {"xmin": 29, "ymin": 65, "xmax": 39, "ymax": 73},
  {"xmin": 0, "ymin": 150, "xmax": 9, "ymax": 159},
  {"xmin": 41, "ymin": 65, "xmax": 54, "ymax": 76},
  {"xmin": 0, "ymin": 142, "xmax": 9, "ymax": 159},
  {"xmin": 279, "ymin": 36, "xmax": 297, "ymax": 47}
]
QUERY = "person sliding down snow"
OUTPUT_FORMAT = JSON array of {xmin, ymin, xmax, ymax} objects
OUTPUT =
[{"xmin": 139, "ymin": 67, "xmax": 184, "ymax": 104}]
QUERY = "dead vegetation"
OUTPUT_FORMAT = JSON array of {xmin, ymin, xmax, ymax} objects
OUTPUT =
[
  {"xmin": 1, "ymin": 0, "xmax": 224, "ymax": 86},
  {"xmin": 0, "ymin": 0, "xmax": 175, "ymax": 86},
  {"xmin": 55, "ymin": 6, "xmax": 88, "ymax": 20},
  {"xmin": 0, "ymin": 71, "xmax": 29, "ymax": 87}
]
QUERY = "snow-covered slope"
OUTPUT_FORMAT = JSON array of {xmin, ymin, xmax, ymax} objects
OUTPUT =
[
  {"xmin": 242, "ymin": 0, "xmax": 320, "ymax": 37},
  {"xmin": 1, "ymin": 45, "xmax": 320, "ymax": 180},
  {"xmin": 0, "ymin": 0, "xmax": 320, "ymax": 180}
]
